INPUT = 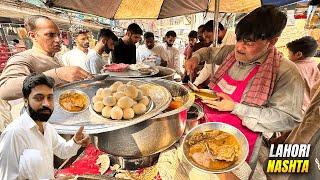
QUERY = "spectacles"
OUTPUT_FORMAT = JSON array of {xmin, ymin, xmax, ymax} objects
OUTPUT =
[{"xmin": 33, "ymin": 31, "xmax": 61, "ymax": 38}]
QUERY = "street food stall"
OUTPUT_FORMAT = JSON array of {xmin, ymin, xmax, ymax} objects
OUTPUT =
[
  {"xmin": 50, "ymin": 75, "xmax": 196, "ymax": 178},
  {"xmin": 50, "ymin": 73, "xmax": 253, "ymax": 179}
]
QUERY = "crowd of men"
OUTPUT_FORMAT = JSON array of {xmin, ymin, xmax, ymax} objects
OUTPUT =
[{"xmin": 58, "ymin": 22, "xmax": 188, "ymax": 75}]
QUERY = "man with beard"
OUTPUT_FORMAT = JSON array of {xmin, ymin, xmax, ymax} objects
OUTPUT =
[
  {"xmin": 184, "ymin": 30, "xmax": 198, "ymax": 60},
  {"xmin": 182, "ymin": 30, "xmax": 198, "ymax": 83},
  {"xmin": 162, "ymin": 30, "xmax": 182, "ymax": 75},
  {"xmin": 203, "ymin": 21, "xmax": 236, "ymax": 47},
  {"xmin": 62, "ymin": 25, "xmax": 94, "ymax": 70},
  {"xmin": 136, "ymin": 32, "xmax": 168, "ymax": 66},
  {"xmin": 111, "ymin": 23, "xmax": 143, "ymax": 64},
  {"xmin": 185, "ymin": 5, "xmax": 304, "ymax": 167},
  {"xmin": 191, "ymin": 21, "xmax": 237, "ymax": 86},
  {"xmin": 183, "ymin": 25, "xmax": 211, "ymax": 84},
  {"xmin": 0, "ymin": 15, "xmax": 91, "ymax": 131},
  {"xmin": 0, "ymin": 74, "xmax": 90, "ymax": 179},
  {"xmin": 192, "ymin": 24, "xmax": 212, "ymax": 52},
  {"xmin": 85, "ymin": 28, "xmax": 118, "ymax": 74}
]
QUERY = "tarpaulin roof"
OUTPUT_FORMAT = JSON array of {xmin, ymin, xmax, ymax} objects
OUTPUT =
[{"xmin": 45, "ymin": 0, "xmax": 302, "ymax": 19}]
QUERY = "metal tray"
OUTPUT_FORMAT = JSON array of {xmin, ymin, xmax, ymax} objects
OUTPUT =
[
  {"xmin": 49, "ymin": 77, "xmax": 172, "ymax": 134},
  {"xmin": 101, "ymin": 67, "xmax": 159, "ymax": 78}
]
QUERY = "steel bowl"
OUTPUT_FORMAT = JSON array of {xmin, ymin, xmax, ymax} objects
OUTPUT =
[
  {"xmin": 58, "ymin": 89, "xmax": 89, "ymax": 113},
  {"xmin": 185, "ymin": 103, "xmax": 204, "ymax": 133},
  {"xmin": 182, "ymin": 122, "xmax": 249, "ymax": 174},
  {"xmin": 96, "ymin": 79, "xmax": 194, "ymax": 157}
]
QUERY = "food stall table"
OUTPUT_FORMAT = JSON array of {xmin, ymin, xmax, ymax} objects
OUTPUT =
[{"xmin": 57, "ymin": 140, "xmax": 252, "ymax": 180}]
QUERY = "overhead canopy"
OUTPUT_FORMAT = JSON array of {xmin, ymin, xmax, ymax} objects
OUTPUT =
[
  {"xmin": 0, "ymin": 2, "xmax": 104, "ymax": 31},
  {"xmin": 208, "ymin": 0, "xmax": 261, "ymax": 13},
  {"xmin": 45, "ymin": 0, "xmax": 302, "ymax": 19}
]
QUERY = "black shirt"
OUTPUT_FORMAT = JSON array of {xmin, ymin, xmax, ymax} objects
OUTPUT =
[{"xmin": 111, "ymin": 38, "xmax": 136, "ymax": 64}]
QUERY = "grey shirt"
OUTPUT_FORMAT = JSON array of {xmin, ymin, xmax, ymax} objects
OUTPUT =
[
  {"xmin": 192, "ymin": 45, "xmax": 304, "ymax": 133},
  {"xmin": 85, "ymin": 50, "xmax": 105, "ymax": 74}
]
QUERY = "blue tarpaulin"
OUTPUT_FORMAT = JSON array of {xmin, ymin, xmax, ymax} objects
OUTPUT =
[{"xmin": 262, "ymin": 0, "xmax": 303, "ymax": 6}]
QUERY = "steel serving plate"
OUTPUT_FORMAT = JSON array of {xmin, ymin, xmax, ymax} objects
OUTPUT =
[
  {"xmin": 101, "ymin": 67, "xmax": 159, "ymax": 78},
  {"xmin": 182, "ymin": 122, "xmax": 249, "ymax": 174},
  {"xmin": 49, "ymin": 77, "xmax": 172, "ymax": 134},
  {"xmin": 58, "ymin": 89, "xmax": 90, "ymax": 114},
  {"xmin": 148, "ymin": 66, "xmax": 176, "ymax": 80}
]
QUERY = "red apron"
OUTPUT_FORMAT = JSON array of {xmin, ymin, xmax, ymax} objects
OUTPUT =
[{"xmin": 205, "ymin": 65, "xmax": 260, "ymax": 162}]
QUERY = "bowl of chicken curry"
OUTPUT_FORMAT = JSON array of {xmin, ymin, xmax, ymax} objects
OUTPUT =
[
  {"xmin": 59, "ymin": 89, "xmax": 89, "ymax": 113},
  {"xmin": 182, "ymin": 122, "xmax": 249, "ymax": 173}
]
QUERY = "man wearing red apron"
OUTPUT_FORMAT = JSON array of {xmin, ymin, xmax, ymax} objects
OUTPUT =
[{"xmin": 185, "ymin": 5, "xmax": 304, "ymax": 169}]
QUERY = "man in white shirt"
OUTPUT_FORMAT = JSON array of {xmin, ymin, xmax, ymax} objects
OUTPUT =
[
  {"xmin": 62, "ymin": 25, "xmax": 93, "ymax": 70},
  {"xmin": 162, "ymin": 31, "xmax": 182, "ymax": 75},
  {"xmin": 0, "ymin": 74, "xmax": 90, "ymax": 179},
  {"xmin": 136, "ymin": 32, "xmax": 168, "ymax": 66},
  {"xmin": 0, "ymin": 15, "xmax": 92, "ymax": 133},
  {"xmin": 85, "ymin": 28, "xmax": 118, "ymax": 74}
]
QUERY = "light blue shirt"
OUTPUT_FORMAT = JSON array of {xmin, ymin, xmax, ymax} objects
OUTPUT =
[{"xmin": 85, "ymin": 51, "xmax": 106, "ymax": 74}]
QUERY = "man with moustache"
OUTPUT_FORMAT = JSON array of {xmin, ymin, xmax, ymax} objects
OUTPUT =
[
  {"xmin": 0, "ymin": 74, "xmax": 90, "ymax": 179},
  {"xmin": 62, "ymin": 25, "xmax": 94, "ymax": 70},
  {"xmin": 183, "ymin": 30, "xmax": 198, "ymax": 60},
  {"xmin": 185, "ymin": 5, "xmax": 304, "ymax": 166},
  {"xmin": 111, "ymin": 23, "xmax": 143, "ymax": 64},
  {"xmin": 162, "ymin": 30, "xmax": 182, "ymax": 75},
  {"xmin": 192, "ymin": 24, "xmax": 212, "ymax": 52},
  {"xmin": 0, "ymin": 15, "xmax": 91, "ymax": 131},
  {"xmin": 184, "ymin": 24, "xmax": 211, "ymax": 84},
  {"xmin": 85, "ymin": 28, "xmax": 118, "ymax": 74},
  {"xmin": 202, "ymin": 21, "xmax": 236, "ymax": 47},
  {"xmin": 136, "ymin": 32, "xmax": 168, "ymax": 66},
  {"xmin": 190, "ymin": 21, "xmax": 237, "ymax": 86}
]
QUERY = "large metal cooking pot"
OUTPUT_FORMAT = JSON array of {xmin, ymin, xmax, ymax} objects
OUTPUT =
[{"xmin": 96, "ymin": 80, "xmax": 194, "ymax": 157}]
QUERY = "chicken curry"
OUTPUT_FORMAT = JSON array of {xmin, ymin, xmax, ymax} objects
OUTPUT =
[
  {"xmin": 187, "ymin": 130, "xmax": 240, "ymax": 170},
  {"xmin": 59, "ymin": 91, "xmax": 88, "ymax": 112}
]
